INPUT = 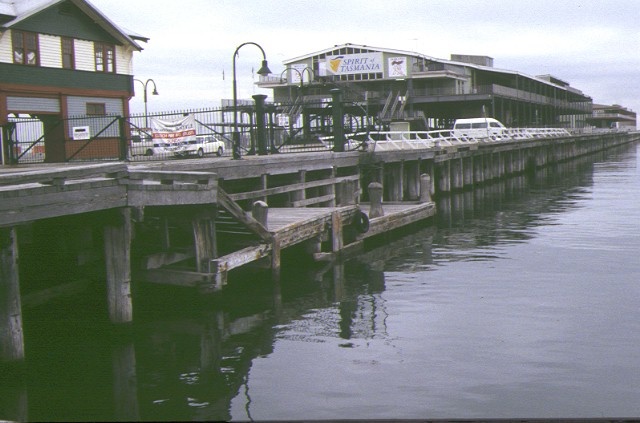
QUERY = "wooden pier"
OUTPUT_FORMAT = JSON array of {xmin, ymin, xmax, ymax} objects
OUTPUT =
[{"xmin": 1, "ymin": 130, "xmax": 638, "ymax": 364}]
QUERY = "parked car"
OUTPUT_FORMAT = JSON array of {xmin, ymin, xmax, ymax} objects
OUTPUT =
[
  {"xmin": 174, "ymin": 135, "xmax": 225, "ymax": 158},
  {"xmin": 129, "ymin": 130, "xmax": 169, "ymax": 156}
]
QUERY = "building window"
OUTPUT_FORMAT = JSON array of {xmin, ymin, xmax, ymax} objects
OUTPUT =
[
  {"xmin": 12, "ymin": 30, "xmax": 39, "ymax": 66},
  {"xmin": 62, "ymin": 37, "xmax": 75, "ymax": 69},
  {"xmin": 86, "ymin": 103, "xmax": 106, "ymax": 115},
  {"xmin": 95, "ymin": 42, "xmax": 115, "ymax": 73}
]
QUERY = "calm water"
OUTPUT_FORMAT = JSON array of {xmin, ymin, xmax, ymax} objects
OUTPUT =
[{"xmin": 3, "ymin": 142, "xmax": 640, "ymax": 421}]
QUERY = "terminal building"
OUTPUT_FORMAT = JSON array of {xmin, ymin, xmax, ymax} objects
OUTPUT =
[
  {"xmin": 588, "ymin": 104, "xmax": 637, "ymax": 130},
  {"xmin": 258, "ymin": 43, "xmax": 596, "ymax": 133}
]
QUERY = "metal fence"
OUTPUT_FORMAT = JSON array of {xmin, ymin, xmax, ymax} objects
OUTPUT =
[{"xmin": 3, "ymin": 97, "xmax": 376, "ymax": 164}]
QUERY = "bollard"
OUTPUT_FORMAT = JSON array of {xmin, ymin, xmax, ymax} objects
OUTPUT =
[
  {"xmin": 368, "ymin": 182, "xmax": 384, "ymax": 218},
  {"xmin": 252, "ymin": 200, "xmax": 268, "ymax": 229},
  {"xmin": 420, "ymin": 174, "xmax": 432, "ymax": 203}
]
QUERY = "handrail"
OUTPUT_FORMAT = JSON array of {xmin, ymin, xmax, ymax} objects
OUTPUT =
[{"xmin": 318, "ymin": 127, "xmax": 572, "ymax": 152}]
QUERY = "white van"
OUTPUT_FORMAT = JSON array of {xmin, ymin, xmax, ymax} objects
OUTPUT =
[{"xmin": 452, "ymin": 118, "xmax": 506, "ymax": 139}]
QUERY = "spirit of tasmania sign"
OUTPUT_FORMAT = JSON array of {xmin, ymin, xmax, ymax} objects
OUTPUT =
[{"xmin": 321, "ymin": 52, "xmax": 383, "ymax": 76}]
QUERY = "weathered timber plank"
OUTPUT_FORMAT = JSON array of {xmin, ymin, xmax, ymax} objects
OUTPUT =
[
  {"xmin": 266, "ymin": 206, "xmax": 359, "ymax": 230},
  {"xmin": 227, "ymin": 175, "xmax": 359, "ymax": 201},
  {"xmin": 0, "ymin": 178, "xmax": 120, "ymax": 199},
  {"xmin": 127, "ymin": 170, "xmax": 217, "ymax": 184},
  {"xmin": 291, "ymin": 194, "xmax": 335, "ymax": 208},
  {"xmin": 127, "ymin": 186, "xmax": 216, "ymax": 207},
  {"xmin": 358, "ymin": 203, "xmax": 436, "ymax": 238},
  {"xmin": 269, "ymin": 206, "xmax": 360, "ymax": 248},
  {"xmin": 276, "ymin": 220, "xmax": 328, "ymax": 248},
  {"xmin": 217, "ymin": 189, "xmax": 272, "ymax": 241},
  {"xmin": 1, "ymin": 185, "xmax": 127, "ymax": 226},
  {"xmin": 0, "ymin": 163, "xmax": 126, "ymax": 186},
  {"xmin": 210, "ymin": 244, "xmax": 272, "ymax": 272}
]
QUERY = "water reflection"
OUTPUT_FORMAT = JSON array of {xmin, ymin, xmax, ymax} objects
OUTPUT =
[
  {"xmin": 429, "ymin": 154, "xmax": 603, "ymax": 266},
  {"xmin": 4, "ymin": 143, "xmax": 638, "ymax": 421}
]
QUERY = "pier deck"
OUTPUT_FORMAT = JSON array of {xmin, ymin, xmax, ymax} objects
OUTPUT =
[{"xmin": 146, "ymin": 202, "xmax": 436, "ymax": 291}]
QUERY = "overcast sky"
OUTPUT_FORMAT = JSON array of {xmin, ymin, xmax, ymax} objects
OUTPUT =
[{"xmin": 90, "ymin": 0, "xmax": 640, "ymax": 120}]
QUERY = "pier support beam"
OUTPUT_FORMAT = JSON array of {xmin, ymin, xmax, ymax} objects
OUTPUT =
[
  {"xmin": 463, "ymin": 157, "xmax": 474, "ymax": 187},
  {"xmin": 406, "ymin": 161, "xmax": 421, "ymax": 201},
  {"xmin": 483, "ymin": 153, "xmax": 493, "ymax": 181},
  {"xmin": 420, "ymin": 174, "xmax": 432, "ymax": 203},
  {"xmin": 290, "ymin": 170, "xmax": 306, "ymax": 205},
  {"xmin": 451, "ymin": 158, "xmax": 464, "ymax": 191},
  {"xmin": 336, "ymin": 179, "xmax": 357, "ymax": 206},
  {"xmin": 112, "ymin": 341, "xmax": 140, "ymax": 421},
  {"xmin": 497, "ymin": 152, "xmax": 505, "ymax": 178},
  {"xmin": 271, "ymin": 237, "xmax": 281, "ymax": 281},
  {"xmin": 474, "ymin": 154, "xmax": 484, "ymax": 185},
  {"xmin": 391, "ymin": 162, "xmax": 404, "ymax": 201},
  {"xmin": 1, "ymin": 227, "xmax": 24, "ymax": 363},
  {"xmin": 331, "ymin": 211, "xmax": 343, "ymax": 253},
  {"xmin": 192, "ymin": 211, "xmax": 217, "ymax": 273},
  {"xmin": 104, "ymin": 208, "xmax": 133, "ymax": 324},
  {"xmin": 252, "ymin": 201, "xmax": 280, "ymax": 279},
  {"xmin": 437, "ymin": 161, "xmax": 451, "ymax": 193},
  {"xmin": 505, "ymin": 151, "xmax": 514, "ymax": 175},
  {"xmin": 325, "ymin": 167, "xmax": 337, "ymax": 207}
]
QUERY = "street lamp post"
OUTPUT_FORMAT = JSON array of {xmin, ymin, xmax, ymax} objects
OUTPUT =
[
  {"xmin": 134, "ymin": 78, "xmax": 159, "ymax": 129},
  {"xmin": 232, "ymin": 42, "xmax": 271, "ymax": 159}
]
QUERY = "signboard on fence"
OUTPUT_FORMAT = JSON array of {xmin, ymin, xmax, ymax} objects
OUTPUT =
[
  {"xmin": 72, "ymin": 126, "xmax": 91, "ymax": 140},
  {"xmin": 150, "ymin": 114, "xmax": 196, "ymax": 144}
]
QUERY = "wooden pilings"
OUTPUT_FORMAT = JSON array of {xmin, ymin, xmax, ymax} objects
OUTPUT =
[
  {"xmin": 252, "ymin": 201, "xmax": 281, "ymax": 280},
  {"xmin": 104, "ymin": 208, "xmax": 133, "ymax": 324},
  {"xmin": 437, "ymin": 150, "xmax": 508, "ymax": 194},
  {"xmin": 192, "ymin": 212, "xmax": 217, "ymax": 274},
  {"xmin": 1, "ymin": 227, "xmax": 24, "ymax": 363},
  {"xmin": 420, "ymin": 174, "xmax": 432, "ymax": 203},
  {"xmin": 430, "ymin": 136, "xmax": 618, "ymax": 194}
]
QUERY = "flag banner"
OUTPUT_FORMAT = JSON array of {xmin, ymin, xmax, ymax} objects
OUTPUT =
[{"xmin": 150, "ymin": 114, "xmax": 196, "ymax": 144}]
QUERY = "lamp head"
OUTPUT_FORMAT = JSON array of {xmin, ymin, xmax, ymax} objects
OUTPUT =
[
  {"xmin": 152, "ymin": 88, "xmax": 159, "ymax": 95},
  {"xmin": 257, "ymin": 60, "xmax": 272, "ymax": 76}
]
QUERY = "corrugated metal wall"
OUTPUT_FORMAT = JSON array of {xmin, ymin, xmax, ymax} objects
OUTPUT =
[{"xmin": 7, "ymin": 96, "xmax": 60, "ymax": 113}]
